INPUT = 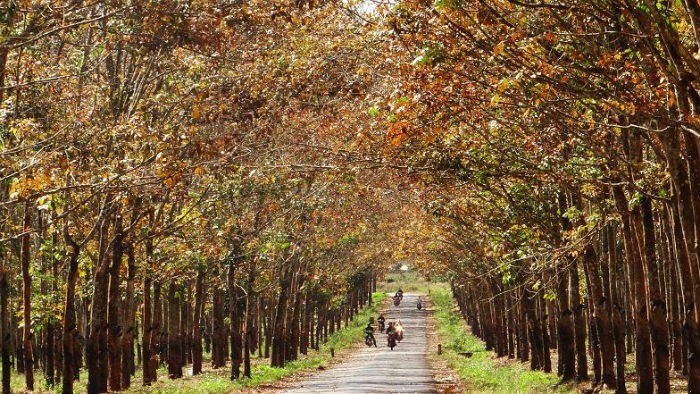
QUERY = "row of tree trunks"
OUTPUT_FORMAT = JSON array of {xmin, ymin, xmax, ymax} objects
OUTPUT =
[
  {"xmin": 450, "ymin": 167, "xmax": 700, "ymax": 393},
  {"xmin": 2, "ymin": 229, "xmax": 379, "ymax": 394}
]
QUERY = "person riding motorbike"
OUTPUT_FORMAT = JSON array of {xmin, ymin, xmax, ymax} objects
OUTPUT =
[
  {"xmin": 386, "ymin": 322, "xmax": 397, "ymax": 350},
  {"xmin": 377, "ymin": 314, "xmax": 386, "ymax": 332},
  {"xmin": 417, "ymin": 297, "xmax": 422, "ymax": 310},
  {"xmin": 364, "ymin": 323, "xmax": 377, "ymax": 347}
]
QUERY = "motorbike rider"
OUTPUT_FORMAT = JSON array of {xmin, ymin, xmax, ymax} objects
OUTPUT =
[
  {"xmin": 417, "ymin": 297, "xmax": 422, "ymax": 310},
  {"xmin": 386, "ymin": 322, "xmax": 397, "ymax": 348},
  {"xmin": 364, "ymin": 322, "xmax": 377, "ymax": 347}
]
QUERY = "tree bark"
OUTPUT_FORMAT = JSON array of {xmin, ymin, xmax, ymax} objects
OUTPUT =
[
  {"xmin": 20, "ymin": 202, "xmax": 34, "ymax": 391},
  {"xmin": 167, "ymin": 280, "xmax": 182, "ymax": 379},
  {"xmin": 243, "ymin": 258, "xmax": 256, "ymax": 378},
  {"xmin": 107, "ymin": 216, "xmax": 124, "ymax": 391},
  {"xmin": 640, "ymin": 196, "xmax": 670, "ymax": 394},
  {"xmin": 192, "ymin": 269, "xmax": 204, "ymax": 375},
  {"xmin": 271, "ymin": 265, "xmax": 292, "ymax": 367},
  {"xmin": 142, "ymin": 275, "xmax": 155, "ymax": 385},
  {"xmin": 62, "ymin": 237, "xmax": 80, "ymax": 394},
  {"xmin": 121, "ymin": 243, "xmax": 136, "ymax": 389},
  {"xmin": 229, "ymin": 260, "xmax": 242, "ymax": 380},
  {"xmin": 87, "ymin": 204, "xmax": 112, "ymax": 394},
  {"xmin": 212, "ymin": 288, "xmax": 226, "ymax": 369}
]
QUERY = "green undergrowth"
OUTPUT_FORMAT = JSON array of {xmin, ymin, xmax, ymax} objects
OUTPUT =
[
  {"xmin": 431, "ymin": 285, "xmax": 577, "ymax": 394},
  {"xmin": 10, "ymin": 292, "xmax": 385, "ymax": 394}
]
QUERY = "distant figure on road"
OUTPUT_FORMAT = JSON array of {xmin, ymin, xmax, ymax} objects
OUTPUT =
[
  {"xmin": 377, "ymin": 314, "xmax": 386, "ymax": 332},
  {"xmin": 417, "ymin": 297, "xmax": 422, "ymax": 310}
]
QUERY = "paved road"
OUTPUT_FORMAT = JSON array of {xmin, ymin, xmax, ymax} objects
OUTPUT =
[{"xmin": 283, "ymin": 293, "xmax": 437, "ymax": 394}]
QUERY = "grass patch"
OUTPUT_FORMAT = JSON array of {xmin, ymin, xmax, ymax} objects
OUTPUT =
[{"xmin": 430, "ymin": 285, "xmax": 577, "ymax": 394}]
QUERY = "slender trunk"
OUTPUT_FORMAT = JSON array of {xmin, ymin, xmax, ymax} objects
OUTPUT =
[
  {"xmin": 613, "ymin": 184, "xmax": 653, "ymax": 393},
  {"xmin": 641, "ymin": 196, "xmax": 670, "ymax": 394},
  {"xmin": 212, "ymin": 288, "xmax": 226, "ymax": 369},
  {"xmin": 540, "ymin": 296, "xmax": 551, "ymax": 373},
  {"xmin": 62, "ymin": 238, "xmax": 80, "ymax": 394},
  {"xmin": 0, "ymin": 268, "xmax": 9, "ymax": 394},
  {"xmin": 662, "ymin": 129, "xmax": 700, "ymax": 391},
  {"xmin": 167, "ymin": 281, "xmax": 182, "ymax": 379},
  {"xmin": 606, "ymin": 223, "xmax": 628, "ymax": 393},
  {"xmin": 20, "ymin": 203, "xmax": 34, "ymax": 391},
  {"xmin": 287, "ymin": 273, "xmax": 305, "ymax": 362},
  {"xmin": 506, "ymin": 295, "xmax": 515, "ymax": 359},
  {"xmin": 108, "ymin": 216, "xmax": 124, "ymax": 391},
  {"xmin": 229, "ymin": 261, "xmax": 242, "ymax": 380},
  {"xmin": 525, "ymin": 286, "xmax": 543, "ymax": 370},
  {"xmin": 87, "ymin": 206, "xmax": 111, "ymax": 394},
  {"xmin": 243, "ymin": 258, "xmax": 256, "ymax": 378},
  {"xmin": 142, "ymin": 276, "xmax": 155, "ymax": 385},
  {"xmin": 192, "ymin": 270, "xmax": 204, "ymax": 375},
  {"xmin": 583, "ymin": 239, "xmax": 615, "ymax": 388},
  {"xmin": 271, "ymin": 267, "xmax": 292, "ymax": 367},
  {"xmin": 121, "ymin": 243, "xmax": 136, "ymax": 389},
  {"xmin": 557, "ymin": 192, "xmax": 575, "ymax": 381},
  {"xmin": 153, "ymin": 282, "xmax": 163, "ymax": 378},
  {"xmin": 569, "ymin": 260, "xmax": 587, "ymax": 381}
]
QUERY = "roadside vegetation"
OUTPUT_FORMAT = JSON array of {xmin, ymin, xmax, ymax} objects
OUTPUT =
[
  {"xmin": 429, "ymin": 284, "xmax": 576, "ymax": 394},
  {"xmin": 16, "ymin": 293, "xmax": 384, "ymax": 394}
]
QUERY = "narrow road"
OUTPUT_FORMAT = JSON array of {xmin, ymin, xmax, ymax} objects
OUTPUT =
[{"xmin": 283, "ymin": 293, "xmax": 437, "ymax": 394}]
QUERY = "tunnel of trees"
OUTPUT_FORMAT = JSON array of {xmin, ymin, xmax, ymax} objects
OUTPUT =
[{"xmin": 3, "ymin": 0, "xmax": 700, "ymax": 393}]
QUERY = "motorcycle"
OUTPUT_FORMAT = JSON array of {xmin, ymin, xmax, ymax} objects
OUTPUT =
[
  {"xmin": 387, "ymin": 332, "xmax": 396, "ymax": 350},
  {"xmin": 378, "ymin": 320, "xmax": 385, "ymax": 332},
  {"xmin": 365, "ymin": 333, "xmax": 376, "ymax": 347}
]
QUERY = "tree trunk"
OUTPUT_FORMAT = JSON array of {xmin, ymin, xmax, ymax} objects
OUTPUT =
[
  {"xmin": 640, "ymin": 196, "xmax": 670, "ymax": 394},
  {"xmin": 556, "ymin": 192, "xmax": 575, "ymax": 381},
  {"xmin": 229, "ymin": 261, "xmax": 242, "ymax": 380},
  {"xmin": 121, "ymin": 243, "xmax": 136, "ymax": 389},
  {"xmin": 87, "ymin": 207, "xmax": 112, "ymax": 394},
  {"xmin": 557, "ymin": 266, "xmax": 575, "ymax": 381},
  {"xmin": 20, "ymin": 203, "xmax": 34, "ymax": 391},
  {"xmin": 167, "ymin": 281, "xmax": 182, "ymax": 379},
  {"xmin": 62, "ymin": 238, "xmax": 80, "ymax": 394},
  {"xmin": 662, "ymin": 129, "xmax": 700, "ymax": 392},
  {"xmin": 271, "ymin": 266, "xmax": 292, "ymax": 367},
  {"xmin": 243, "ymin": 258, "xmax": 256, "ymax": 378},
  {"xmin": 583, "ymin": 239, "xmax": 615, "ymax": 388},
  {"xmin": 0, "ymin": 267, "xmax": 8, "ymax": 394},
  {"xmin": 192, "ymin": 270, "xmax": 204, "ymax": 375},
  {"xmin": 212, "ymin": 288, "xmax": 226, "ymax": 369},
  {"xmin": 154, "ymin": 281, "xmax": 164, "ymax": 379},
  {"xmin": 108, "ymin": 216, "xmax": 124, "ymax": 391},
  {"xmin": 287, "ymin": 273, "xmax": 305, "ymax": 362},
  {"xmin": 142, "ymin": 275, "xmax": 155, "ymax": 385},
  {"xmin": 569, "ymin": 261, "xmax": 587, "ymax": 382},
  {"xmin": 526, "ymin": 291, "xmax": 543, "ymax": 370}
]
